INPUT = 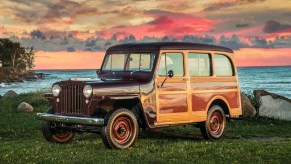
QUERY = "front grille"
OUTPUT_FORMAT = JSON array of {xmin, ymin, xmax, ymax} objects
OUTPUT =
[{"xmin": 59, "ymin": 85, "xmax": 85, "ymax": 114}]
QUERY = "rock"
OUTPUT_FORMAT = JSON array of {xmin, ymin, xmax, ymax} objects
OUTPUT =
[
  {"xmin": 254, "ymin": 90, "xmax": 291, "ymax": 121},
  {"xmin": 17, "ymin": 102, "xmax": 33, "ymax": 112},
  {"xmin": 10, "ymin": 79, "xmax": 24, "ymax": 82},
  {"xmin": 254, "ymin": 90, "xmax": 291, "ymax": 103},
  {"xmin": 240, "ymin": 92, "xmax": 257, "ymax": 118},
  {"xmin": 3, "ymin": 90, "xmax": 18, "ymax": 97}
]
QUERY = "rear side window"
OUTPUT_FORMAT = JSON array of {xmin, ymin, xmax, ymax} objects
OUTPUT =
[
  {"xmin": 214, "ymin": 54, "xmax": 234, "ymax": 76},
  {"xmin": 188, "ymin": 53, "xmax": 211, "ymax": 76},
  {"xmin": 158, "ymin": 53, "xmax": 184, "ymax": 76}
]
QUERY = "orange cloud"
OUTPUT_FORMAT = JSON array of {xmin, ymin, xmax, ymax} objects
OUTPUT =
[
  {"xmin": 234, "ymin": 48, "xmax": 291, "ymax": 66},
  {"xmin": 35, "ymin": 48, "xmax": 291, "ymax": 70},
  {"xmin": 35, "ymin": 51, "xmax": 105, "ymax": 70}
]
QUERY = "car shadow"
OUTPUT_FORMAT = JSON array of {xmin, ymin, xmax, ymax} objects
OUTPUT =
[
  {"xmin": 75, "ymin": 129, "xmax": 204, "ymax": 142},
  {"xmin": 138, "ymin": 130, "xmax": 204, "ymax": 142}
]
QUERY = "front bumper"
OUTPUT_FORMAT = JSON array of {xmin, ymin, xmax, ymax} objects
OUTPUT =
[{"xmin": 36, "ymin": 113, "xmax": 105, "ymax": 126}]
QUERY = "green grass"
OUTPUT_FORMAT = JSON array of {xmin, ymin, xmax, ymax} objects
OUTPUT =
[{"xmin": 0, "ymin": 92, "xmax": 291, "ymax": 163}]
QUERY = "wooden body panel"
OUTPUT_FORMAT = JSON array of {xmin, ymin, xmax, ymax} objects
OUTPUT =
[
  {"xmin": 191, "ymin": 77, "xmax": 240, "ymax": 112},
  {"xmin": 155, "ymin": 77, "xmax": 190, "ymax": 123},
  {"xmin": 154, "ymin": 49, "xmax": 242, "ymax": 126}
]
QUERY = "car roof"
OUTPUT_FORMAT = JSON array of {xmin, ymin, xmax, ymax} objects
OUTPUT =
[{"xmin": 107, "ymin": 42, "xmax": 233, "ymax": 53}]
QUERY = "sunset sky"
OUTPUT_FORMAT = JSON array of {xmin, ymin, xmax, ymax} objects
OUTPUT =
[{"xmin": 1, "ymin": 0, "xmax": 291, "ymax": 69}]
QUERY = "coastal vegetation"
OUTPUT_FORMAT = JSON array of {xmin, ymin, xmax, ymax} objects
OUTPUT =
[
  {"xmin": 243, "ymin": 91, "xmax": 262, "ymax": 116},
  {"xmin": 0, "ymin": 92, "xmax": 290, "ymax": 163},
  {"xmin": 0, "ymin": 38, "xmax": 35, "ymax": 83},
  {"xmin": 0, "ymin": 38, "xmax": 34, "ymax": 69}
]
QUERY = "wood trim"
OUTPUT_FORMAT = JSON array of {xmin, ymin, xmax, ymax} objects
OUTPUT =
[
  {"xmin": 229, "ymin": 108, "xmax": 242, "ymax": 115},
  {"xmin": 155, "ymin": 111, "xmax": 207, "ymax": 126},
  {"xmin": 158, "ymin": 91, "xmax": 188, "ymax": 94},
  {"xmin": 155, "ymin": 120, "xmax": 192, "ymax": 126},
  {"xmin": 192, "ymin": 89, "xmax": 238, "ymax": 94},
  {"xmin": 190, "ymin": 77, "xmax": 237, "ymax": 82}
]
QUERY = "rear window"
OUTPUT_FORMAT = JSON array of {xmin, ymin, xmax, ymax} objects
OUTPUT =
[{"xmin": 214, "ymin": 54, "xmax": 234, "ymax": 76}]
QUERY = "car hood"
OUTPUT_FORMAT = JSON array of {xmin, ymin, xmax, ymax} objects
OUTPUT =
[{"xmin": 68, "ymin": 78, "xmax": 140, "ymax": 95}]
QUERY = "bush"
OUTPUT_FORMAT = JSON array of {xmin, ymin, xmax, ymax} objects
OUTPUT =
[
  {"xmin": 0, "ymin": 91, "xmax": 48, "ymax": 112},
  {"xmin": 243, "ymin": 91, "xmax": 262, "ymax": 116}
]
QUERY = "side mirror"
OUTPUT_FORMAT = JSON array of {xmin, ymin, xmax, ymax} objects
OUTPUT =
[
  {"xmin": 160, "ymin": 70, "xmax": 174, "ymax": 88},
  {"xmin": 96, "ymin": 69, "xmax": 100, "ymax": 76},
  {"xmin": 168, "ymin": 70, "xmax": 174, "ymax": 78}
]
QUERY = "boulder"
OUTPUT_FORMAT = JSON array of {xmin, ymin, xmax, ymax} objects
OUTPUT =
[
  {"xmin": 17, "ymin": 102, "xmax": 33, "ymax": 112},
  {"xmin": 240, "ymin": 92, "xmax": 257, "ymax": 118},
  {"xmin": 3, "ymin": 90, "xmax": 18, "ymax": 97},
  {"xmin": 254, "ymin": 90, "xmax": 291, "ymax": 121}
]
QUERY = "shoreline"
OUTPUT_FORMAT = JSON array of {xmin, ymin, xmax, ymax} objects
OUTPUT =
[{"xmin": 0, "ymin": 69, "xmax": 46, "ymax": 83}]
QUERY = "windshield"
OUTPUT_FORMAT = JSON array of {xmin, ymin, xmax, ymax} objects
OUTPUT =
[{"xmin": 102, "ymin": 53, "xmax": 155, "ymax": 72}]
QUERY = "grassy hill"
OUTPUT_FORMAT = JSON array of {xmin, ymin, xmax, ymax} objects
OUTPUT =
[{"xmin": 0, "ymin": 92, "xmax": 290, "ymax": 163}]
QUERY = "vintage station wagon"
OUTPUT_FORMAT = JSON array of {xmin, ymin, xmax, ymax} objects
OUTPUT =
[{"xmin": 37, "ymin": 42, "xmax": 242, "ymax": 149}]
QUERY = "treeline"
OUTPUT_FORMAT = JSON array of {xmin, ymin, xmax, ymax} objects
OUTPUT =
[
  {"xmin": 0, "ymin": 38, "xmax": 35, "ymax": 70},
  {"xmin": 8, "ymin": 31, "xmax": 291, "ymax": 52}
]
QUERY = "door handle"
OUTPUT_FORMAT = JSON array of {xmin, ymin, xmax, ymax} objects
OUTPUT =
[{"xmin": 182, "ymin": 78, "xmax": 189, "ymax": 81}]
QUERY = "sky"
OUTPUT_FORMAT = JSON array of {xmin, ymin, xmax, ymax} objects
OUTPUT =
[{"xmin": 1, "ymin": 0, "xmax": 291, "ymax": 69}]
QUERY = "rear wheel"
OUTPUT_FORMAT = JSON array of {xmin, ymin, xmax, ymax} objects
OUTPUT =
[
  {"xmin": 101, "ymin": 108, "xmax": 138, "ymax": 149},
  {"xmin": 41, "ymin": 121, "xmax": 75, "ymax": 143},
  {"xmin": 200, "ymin": 105, "xmax": 226, "ymax": 139}
]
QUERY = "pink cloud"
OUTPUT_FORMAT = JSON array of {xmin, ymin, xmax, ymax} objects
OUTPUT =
[{"xmin": 99, "ymin": 11, "xmax": 218, "ymax": 39}]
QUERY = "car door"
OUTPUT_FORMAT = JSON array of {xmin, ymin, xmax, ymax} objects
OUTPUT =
[{"xmin": 155, "ymin": 51, "xmax": 191, "ymax": 125}]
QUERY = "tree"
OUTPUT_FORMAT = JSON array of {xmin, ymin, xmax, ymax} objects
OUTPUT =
[{"xmin": 0, "ymin": 38, "xmax": 35, "ymax": 70}]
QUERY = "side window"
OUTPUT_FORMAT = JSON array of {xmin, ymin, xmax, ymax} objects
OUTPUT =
[
  {"xmin": 214, "ymin": 54, "xmax": 234, "ymax": 76},
  {"xmin": 188, "ymin": 53, "xmax": 211, "ymax": 76},
  {"xmin": 158, "ymin": 53, "xmax": 184, "ymax": 76}
]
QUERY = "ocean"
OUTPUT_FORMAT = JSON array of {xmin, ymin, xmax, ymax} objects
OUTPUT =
[{"xmin": 0, "ymin": 66, "xmax": 290, "ymax": 98}]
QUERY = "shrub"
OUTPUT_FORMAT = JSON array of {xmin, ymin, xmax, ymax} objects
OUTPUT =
[
  {"xmin": 0, "ymin": 91, "xmax": 48, "ymax": 112},
  {"xmin": 243, "ymin": 91, "xmax": 262, "ymax": 116}
]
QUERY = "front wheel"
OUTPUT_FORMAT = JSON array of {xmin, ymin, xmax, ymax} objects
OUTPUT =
[
  {"xmin": 41, "ymin": 121, "xmax": 75, "ymax": 143},
  {"xmin": 200, "ymin": 105, "xmax": 226, "ymax": 139},
  {"xmin": 101, "ymin": 108, "xmax": 139, "ymax": 149}
]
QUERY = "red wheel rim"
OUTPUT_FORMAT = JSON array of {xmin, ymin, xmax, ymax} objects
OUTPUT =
[
  {"xmin": 209, "ymin": 111, "xmax": 222, "ymax": 135},
  {"xmin": 112, "ymin": 116, "xmax": 133, "ymax": 144}
]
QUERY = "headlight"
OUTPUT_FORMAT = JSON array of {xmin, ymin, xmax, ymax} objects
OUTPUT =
[
  {"xmin": 83, "ymin": 85, "xmax": 93, "ymax": 98},
  {"xmin": 52, "ymin": 84, "xmax": 61, "ymax": 97}
]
